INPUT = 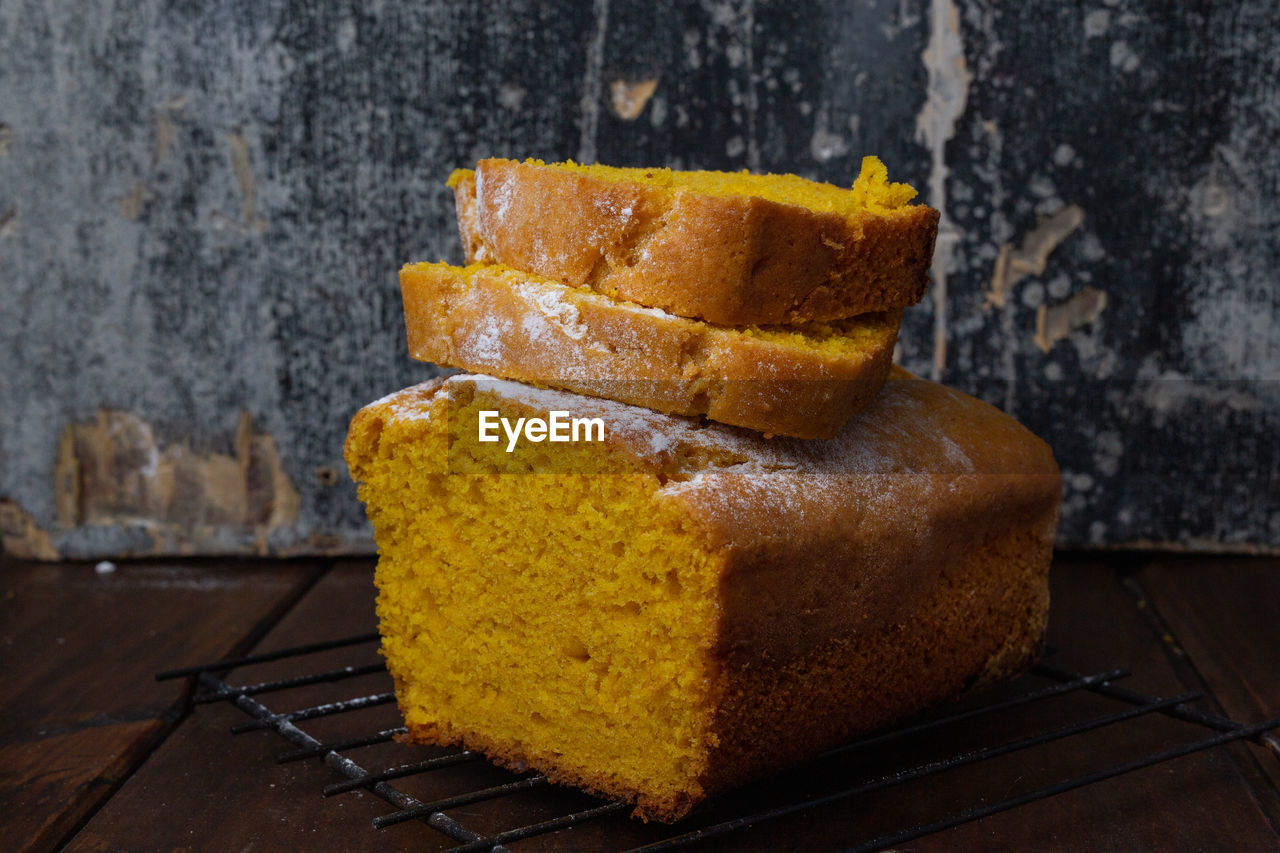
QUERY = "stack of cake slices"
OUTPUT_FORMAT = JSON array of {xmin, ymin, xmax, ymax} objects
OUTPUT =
[
  {"xmin": 401, "ymin": 156, "xmax": 940, "ymax": 438},
  {"xmin": 345, "ymin": 157, "xmax": 1062, "ymax": 822}
]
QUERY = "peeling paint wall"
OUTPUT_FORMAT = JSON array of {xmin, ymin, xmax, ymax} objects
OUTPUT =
[
  {"xmin": 1, "ymin": 0, "xmax": 1277, "ymax": 556},
  {"xmin": 53, "ymin": 410, "xmax": 299, "ymax": 555}
]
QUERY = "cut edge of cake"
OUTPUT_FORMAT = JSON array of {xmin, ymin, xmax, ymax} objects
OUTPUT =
[{"xmin": 344, "ymin": 373, "xmax": 1061, "ymax": 821}]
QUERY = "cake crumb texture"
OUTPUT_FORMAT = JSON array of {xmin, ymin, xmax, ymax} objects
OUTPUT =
[{"xmin": 346, "ymin": 380, "xmax": 725, "ymax": 819}]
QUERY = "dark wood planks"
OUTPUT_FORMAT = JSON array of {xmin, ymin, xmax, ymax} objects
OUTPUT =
[
  {"xmin": 0, "ymin": 557, "xmax": 320, "ymax": 853},
  {"xmin": 900, "ymin": 557, "xmax": 1280, "ymax": 851},
  {"xmin": 60, "ymin": 555, "xmax": 1280, "ymax": 851},
  {"xmin": 1137, "ymin": 556, "xmax": 1280, "ymax": 730},
  {"xmin": 61, "ymin": 561, "xmax": 426, "ymax": 852},
  {"xmin": 664, "ymin": 558, "xmax": 1280, "ymax": 852},
  {"xmin": 1136, "ymin": 555, "xmax": 1280, "ymax": 801}
]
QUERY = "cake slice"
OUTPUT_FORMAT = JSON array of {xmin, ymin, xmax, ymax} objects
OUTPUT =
[
  {"xmin": 451, "ymin": 156, "xmax": 940, "ymax": 325},
  {"xmin": 400, "ymin": 261, "xmax": 901, "ymax": 439},
  {"xmin": 344, "ymin": 371, "xmax": 1061, "ymax": 822}
]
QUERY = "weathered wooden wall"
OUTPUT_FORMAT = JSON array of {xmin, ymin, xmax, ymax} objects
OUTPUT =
[{"xmin": 1, "ymin": 0, "xmax": 1277, "ymax": 558}]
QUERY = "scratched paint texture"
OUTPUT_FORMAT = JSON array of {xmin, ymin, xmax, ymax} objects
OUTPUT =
[{"xmin": 0, "ymin": 0, "xmax": 1276, "ymax": 557}]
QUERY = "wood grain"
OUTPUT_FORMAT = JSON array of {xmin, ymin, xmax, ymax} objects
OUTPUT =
[
  {"xmin": 1136, "ymin": 556, "xmax": 1280, "ymax": 799},
  {"xmin": 0, "ymin": 557, "xmax": 319, "ymax": 852},
  {"xmin": 61, "ymin": 562, "xmax": 413, "ymax": 852}
]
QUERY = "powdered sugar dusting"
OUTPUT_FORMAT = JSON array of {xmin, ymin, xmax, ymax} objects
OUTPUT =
[
  {"xmin": 458, "ymin": 373, "xmax": 713, "ymax": 454},
  {"xmin": 648, "ymin": 430, "xmax": 674, "ymax": 454},
  {"xmin": 364, "ymin": 378, "xmax": 449, "ymax": 423},
  {"xmin": 368, "ymin": 372, "xmax": 1035, "ymax": 488},
  {"xmin": 514, "ymin": 280, "xmax": 589, "ymax": 340},
  {"xmin": 365, "ymin": 387, "xmax": 412, "ymax": 411},
  {"xmin": 476, "ymin": 168, "xmax": 512, "ymax": 228},
  {"xmin": 620, "ymin": 300, "xmax": 680, "ymax": 320},
  {"xmin": 477, "ymin": 168, "xmax": 519, "ymax": 259},
  {"xmin": 441, "ymin": 372, "xmax": 1000, "ymax": 478},
  {"xmin": 474, "ymin": 168, "xmax": 486, "ymax": 215},
  {"xmin": 466, "ymin": 312, "xmax": 511, "ymax": 366}
]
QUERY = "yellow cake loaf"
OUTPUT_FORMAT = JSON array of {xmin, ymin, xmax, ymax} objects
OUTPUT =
[
  {"xmin": 400, "ymin": 261, "xmax": 901, "ymax": 439},
  {"xmin": 344, "ymin": 370, "xmax": 1061, "ymax": 821},
  {"xmin": 451, "ymin": 157, "xmax": 940, "ymax": 325}
]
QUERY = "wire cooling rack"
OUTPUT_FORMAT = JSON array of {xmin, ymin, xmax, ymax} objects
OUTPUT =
[{"xmin": 157, "ymin": 634, "xmax": 1280, "ymax": 851}]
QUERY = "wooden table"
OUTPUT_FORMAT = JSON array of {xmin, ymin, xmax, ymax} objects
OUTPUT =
[{"xmin": 3, "ymin": 553, "xmax": 1278, "ymax": 852}]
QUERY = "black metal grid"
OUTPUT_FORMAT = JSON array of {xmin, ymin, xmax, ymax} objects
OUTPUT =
[{"xmin": 157, "ymin": 635, "xmax": 1280, "ymax": 851}]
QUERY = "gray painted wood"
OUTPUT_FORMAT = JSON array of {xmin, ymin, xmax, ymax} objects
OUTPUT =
[{"xmin": 1, "ymin": 0, "xmax": 1276, "ymax": 556}]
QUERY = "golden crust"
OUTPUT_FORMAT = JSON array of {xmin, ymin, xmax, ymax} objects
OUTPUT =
[
  {"xmin": 400, "ymin": 261, "xmax": 900, "ymax": 439},
  {"xmin": 701, "ymin": 524, "xmax": 1052, "ymax": 802},
  {"xmin": 453, "ymin": 159, "xmax": 940, "ymax": 325}
]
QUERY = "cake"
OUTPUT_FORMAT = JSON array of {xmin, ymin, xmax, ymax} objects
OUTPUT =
[
  {"xmin": 400, "ymin": 261, "xmax": 901, "ymax": 438},
  {"xmin": 451, "ymin": 156, "xmax": 940, "ymax": 325},
  {"xmin": 344, "ymin": 369, "xmax": 1060, "ymax": 821}
]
